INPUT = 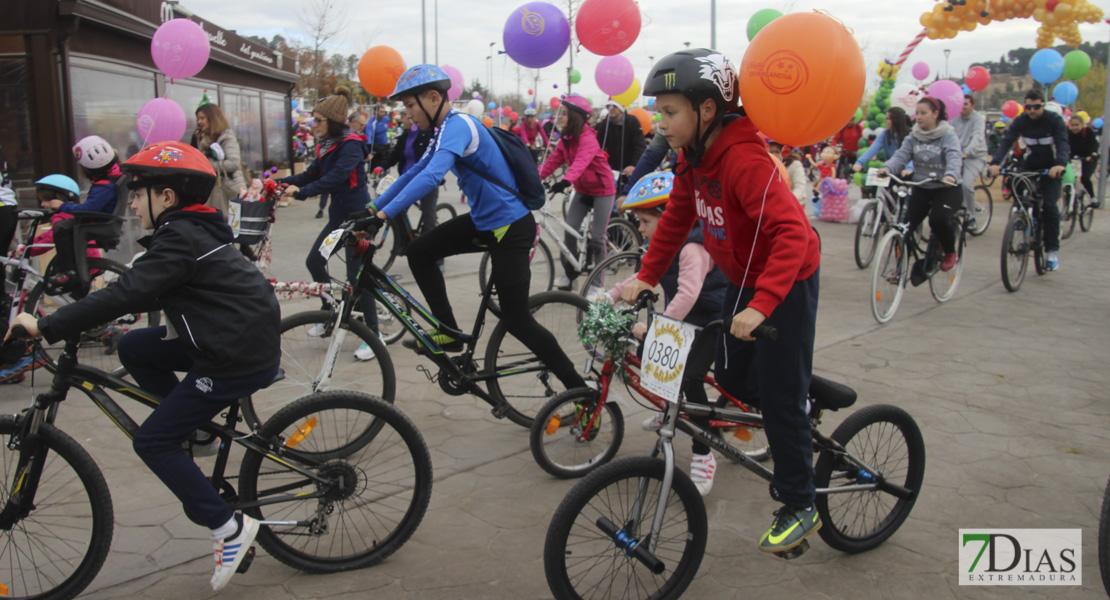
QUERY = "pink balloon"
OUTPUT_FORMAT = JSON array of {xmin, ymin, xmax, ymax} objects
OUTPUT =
[
  {"xmin": 136, "ymin": 98, "xmax": 187, "ymax": 144},
  {"xmin": 442, "ymin": 64, "xmax": 464, "ymax": 101},
  {"xmin": 926, "ymin": 80, "xmax": 965, "ymax": 121},
  {"xmin": 911, "ymin": 61, "xmax": 930, "ymax": 81},
  {"xmin": 550, "ymin": 97, "xmax": 560, "ymax": 109},
  {"xmin": 595, "ymin": 55, "xmax": 635, "ymax": 96},
  {"xmin": 151, "ymin": 19, "xmax": 211, "ymax": 80}
]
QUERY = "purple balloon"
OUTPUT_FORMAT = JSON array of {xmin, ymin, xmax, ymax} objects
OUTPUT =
[
  {"xmin": 911, "ymin": 61, "xmax": 930, "ymax": 81},
  {"xmin": 151, "ymin": 19, "xmax": 211, "ymax": 80},
  {"xmin": 442, "ymin": 65, "xmax": 464, "ymax": 101},
  {"xmin": 595, "ymin": 55, "xmax": 634, "ymax": 97},
  {"xmin": 136, "ymin": 97, "xmax": 187, "ymax": 144},
  {"xmin": 503, "ymin": 2, "xmax": 570, "ymax": 69},
  {"xmin": 926, "ymin": 80, "xmax": 965, "ymax": 121}
]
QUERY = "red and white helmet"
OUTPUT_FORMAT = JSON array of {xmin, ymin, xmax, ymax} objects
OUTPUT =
[{"xmin": 73, "ymin": 136, "xmax": 116, "ymax": 170}]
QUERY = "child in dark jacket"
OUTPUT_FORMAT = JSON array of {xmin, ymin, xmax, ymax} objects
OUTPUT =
[{"xmin": 6, "ymin": 141, "xmax": 280, "ymax": 592}]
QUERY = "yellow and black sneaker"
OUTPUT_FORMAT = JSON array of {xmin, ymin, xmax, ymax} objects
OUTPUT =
[
  {"xmin": 402, "ymin": 331, "xmax": 464, "ymax": 355},
  {"xmin": 757, "ymin": 504, "xmax": 821, "ymax": 553}
]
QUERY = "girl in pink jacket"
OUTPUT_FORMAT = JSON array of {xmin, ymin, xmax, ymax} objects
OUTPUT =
[{"xmin": 538, "ymin": 94, "xmax": 617, "ymax": 292}]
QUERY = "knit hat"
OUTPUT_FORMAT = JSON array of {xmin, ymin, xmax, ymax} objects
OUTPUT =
[{"xmin": 313, "ymin": 86, "xmax": 351, "ymax": 124}]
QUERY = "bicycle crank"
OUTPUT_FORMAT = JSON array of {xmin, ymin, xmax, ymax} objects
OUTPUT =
[{"xmin": 772, "ymin": 538, "xmax": 810, "ymax": 560}]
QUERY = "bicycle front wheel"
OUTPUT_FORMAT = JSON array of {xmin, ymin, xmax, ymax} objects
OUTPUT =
[
  {"xmin": 1060, "ymin": 184, "xmax": 1078, "ymax": 240},
  {"xmin": 1000, "ymin": 211, "xmax": 1029, "ymax": 292},
  {"xmin": 544, "ymin": 456, "xmax": 707, "ymax": 600},
  {"xmin": 814, "ymin": 404, "xmax": 926, "ymax": 553},
  {"xmin": 580, "ymin": 250, "xmax": 642, "ymax": 300},
  {"xmin": 929, "ymin": 224, "xmax": 965, "ymax": 303},
  {"xmin": 1079, "ymin": 189, "xmax": 1095, "ymax": 232},
  {"xmin": 530, "ymin": 388, "xmax": 624, "ymax": 478},
  {"xmin": 969, "ymin": 184, "xmax": 993, "ymax": 236},
  {"xmin": 0, "ymin": 416, "xmax": 114, "ymax": 600},
  {"xmin": 870, "ymin": 229, "xmax": 907, "ymax": 324},
  {"xmin": 375, "ymin": 290, "xmax": 407, "ymax": 345},
  {"xmin": 485, "ymin": 290, "xmax": 592, "ymax": 427},
  {"xmin": 853, "ymin": 201, "xmax": 881, "ymax": 269},
  {"xmin": 605, "ymin": 217, "xmax": 642, "ymax": 254},
  {"xmin": 239, "ymin": 391, "xmax": 432, "ymax": 573},
  {"xmin": 244, "ymin": 310, "xmax": 396, "ymax": 429},
  {"xmin": 478, "ymin": 237, "xmax": 556, "ymax": 317}
]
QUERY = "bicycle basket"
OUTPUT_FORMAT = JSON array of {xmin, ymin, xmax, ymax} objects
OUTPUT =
[{"xmin": 232, "ymin": 199, "xmax": 275, "ymax": 245}]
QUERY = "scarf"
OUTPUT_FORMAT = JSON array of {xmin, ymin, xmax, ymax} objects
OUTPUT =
[
  {"xmin": 317, "ymin": 126, "xmax": 351, "ymax": 157},
  {"xmin": 911, "ymin": 121, "xmax": 953, "ymax": 142}
]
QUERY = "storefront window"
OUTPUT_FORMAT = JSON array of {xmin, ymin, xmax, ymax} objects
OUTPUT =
[
  {"xmin": 0, "ymin": 58, "xmax": 35, "ymax": 182},
  {"xmin": 169, "ymin": 82, "xmax": 219, "ymax": 145},
  {"xmin": 221, "ymin": 91, "xmax": 262, "ymax": 175},
  {"xmin": 70, "ymin": 61, "xmax": 155, "ymax": 163},
  {"xmin": 263, "ymin": 96, "xmax": 290, "ymax": 169}
]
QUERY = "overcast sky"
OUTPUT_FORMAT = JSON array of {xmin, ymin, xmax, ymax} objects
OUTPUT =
[{"xmin": 179, "ymin": 0, "xmax": 1107, "ymax": 107}]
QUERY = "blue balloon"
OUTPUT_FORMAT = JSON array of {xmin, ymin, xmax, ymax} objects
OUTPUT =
[
  {"xmin": 1029, "ymin": 49, "xmax": 1065, "ymax": 85},
  {"xmin": 961, "ymin": 84, "xmax": 971, "ymax": 96},
  {"xmin": 1095, "ymin": 117, "xmax": 1104, "ymax": 129},
  {"xmin": 291, "ymin": 99, "xmax": 299, "ymax": 109},
  {"xmin": 647, "ymin": 97, "xmax": 656, "ymax": 107},
  {"xmin": 1053, "ymin": 81, "xmax": 1079, "ymax": 106},
  {"xmin": 488, "ymin": 101, "xmax": 497, "ymax": 110}
]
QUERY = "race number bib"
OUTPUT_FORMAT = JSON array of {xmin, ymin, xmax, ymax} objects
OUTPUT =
[
  {"xmin": 318, "ymin": 229, "xmax": 344, "ymax": 260},
  {"xmin": 226, "ymin": 202, "xmax": 242, "ymax": 236},
  {"xmin": 865, "ymin": 168, "xmax": 891, "ymax": 188},
  {"xmin": 640, "ymin": 315, "xmax": 698, "ymax": 403}
]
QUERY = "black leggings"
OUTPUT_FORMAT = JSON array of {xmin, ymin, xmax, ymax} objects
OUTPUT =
[
  {"xmin": 905, "ymin": 185, "xmax": 962, "ymax": 254},
  {"xmin": 1079, "ymin": 157, "xmax": 1096, "ymax": 198},
  {"xmin": 406, "ymin": 212, "xmax": 587, "ymax": 390}
]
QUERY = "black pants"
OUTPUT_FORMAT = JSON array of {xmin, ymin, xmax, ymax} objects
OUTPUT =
[
  {"xmin": 119, "ymin": 327, "xmax": 279, "ymax": 529},
  {"xmin": 905, "ymin": 185, "xmax": 962, "ymax": 254},
  {"xmin": 406, "ymin": 212, "xmax": 586, "ymax": 390},
  {"xmin": 1035, "ymin": 173, "xmax": 1062, "ymax": 252},
  {"xmin": 715, "ymin": 271, "xmax": 819, "ymax": 509},
  {"xmin": 306, "ymin": 205, "xmax": 377, "ymax": 330},
  {"xmin": 1079, "ymin": 158, "xmax": 1096, "ymax": 198}
]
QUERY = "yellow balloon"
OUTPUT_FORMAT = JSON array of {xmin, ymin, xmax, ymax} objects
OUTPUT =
[
  {"xmin": 1077, "ymin": 110, "xmax": 1090, "ymax": 123},
  {"xmin": 1056, "ymin": 3, "xmax": 1073, "ymax": 17},
  {"xmin": 612, "ymin": 77, "xmax": 640, "ymax": 109},
  {"xmin": 1033, "ymin": 7, "xmax": 1046, "ymax": 20}
]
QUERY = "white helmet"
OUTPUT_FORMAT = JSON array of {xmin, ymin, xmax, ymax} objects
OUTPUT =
[
  {"xmin": 524, "ymin": 107, "xmax": 537, "ymax": 117},
  {"xmin": 73, "ymin": 136, "xmax": 115, "ymax": 170}
]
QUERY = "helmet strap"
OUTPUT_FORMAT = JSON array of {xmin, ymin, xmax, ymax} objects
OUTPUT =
[
  {"xmin": 679, "ymin": 99, "xmax": 723, "ymax": 173},
  {"xmin": 415, "ymin": 91, "xmax": 445, "ymax": 131}
]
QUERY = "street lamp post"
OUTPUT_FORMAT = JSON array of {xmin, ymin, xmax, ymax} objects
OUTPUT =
[
  {"xmin": 711, "ymin": 0, "xmax": 716, "ymax": 49},
  {"xmin": 944, "ymin": 49, "xmax": 951, "ymax": 79},
  {"xmin": 488, "ymin": 42, "xmax": 496, "ymax": 98}
]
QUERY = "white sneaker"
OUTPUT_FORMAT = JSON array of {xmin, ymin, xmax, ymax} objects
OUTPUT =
[
  {"xmin": 211, "ymin": 514, "xmax": 259, "ymax": 591},
  {"xmin": 690, "ymin": 452, "xmax": 716, "ymax": 497},
  {"xmin": 553, "ymin": 275, "xmax": 572, "ymax": 290},
  {"xmin": 642, "ymin": 412, "xmax": 665, "ymax": 431},
  {"xmin": 306, "ymin": 324, "xmax": 326, "ymax": 337},
  {"xmin": 185, "ymin": 430, "xmax": 220, "ymax": 457},
  {"xmin": 354, "ymin": 341, "xmax": 376, "ymax": 361}
]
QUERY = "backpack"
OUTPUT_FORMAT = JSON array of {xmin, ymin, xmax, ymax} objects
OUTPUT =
[{"xmin": 455, "ymin": 115, "xmax": 547, "ymax": 210}]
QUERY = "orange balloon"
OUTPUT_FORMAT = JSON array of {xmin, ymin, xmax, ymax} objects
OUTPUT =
[
  {"xmin": 358, "ymin": 46, "xmax": 406, "ymax": 97},
  {"xmin": 628, "ymin": 107, "xmax": 652, "ymax": 136},
  {"xmin": 483, "ymin": 116, "xmax": 494, "ymax": 127},
  {"xmin": 738, "ymin": 12, "xmax": 865, "ymax": 147}
]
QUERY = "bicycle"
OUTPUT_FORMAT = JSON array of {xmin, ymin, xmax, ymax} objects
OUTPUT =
[
  {"xmin": 542, "ymin": 294, "xmax": 925, "ymax": 600},
  {"xmin": 854, "ymin": 171, "xmax": 912, "ymax": 269},
  {"xmin": 1059, "ymin": 158, "xmax": 1094, "ymax": 239},
  {"xmin": 870, "ymin": 173, "xmax": 967, "ymax": 324},
  {"xmin": 259, "ymin": 216, "xmax": 594, "ymax": 429},
  {"xmin": 367, "ymin": 174, "xmax": 458, "ymax": 272},
  {"xmin": 967, "ymin": 180, "xmax": 993, "ymax": 237},
  {"xmin": 0, "ymin": 323, "xmax": 432, "ymax": 600},
  {"xmin": 579, "ymin": 249, "xmax": 643, "ymax": 300},
  {"xmin": 999, "ymin": 169, "xmax": 1054, "ymax": 293}
]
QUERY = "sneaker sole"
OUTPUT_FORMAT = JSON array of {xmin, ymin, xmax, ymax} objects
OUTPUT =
[{"xmin": 757, "ymin": 519, "xmax": 822, "ymax": 553}]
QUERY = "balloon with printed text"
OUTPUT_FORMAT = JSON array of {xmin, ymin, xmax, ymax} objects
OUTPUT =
[
  {"xmin": 358, "ymin": 46, "xmax": 406, "ymax": 96},
  {"xmin": 503, "ymin": 2, "xmax": 571, "ymax": 69}
]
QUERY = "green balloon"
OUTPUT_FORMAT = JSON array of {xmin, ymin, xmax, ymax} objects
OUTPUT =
[
  {"xmin": 570, "ymin": 69, "xmax": 581, "ymax": 84},
  {"xmin": 747, "ymin": 8, "xmax": 783, "ymax": 42},
  {"xmin": 853, "ymin": 173, "xmax": 865, "ymax": 187},
  {"xmin": 854, "ymin": 108, "xmax": 864, "ymax": 123},
  {"xmin": 1064, "ymin": 50, "xmax": 1091, "ymax": 80}
]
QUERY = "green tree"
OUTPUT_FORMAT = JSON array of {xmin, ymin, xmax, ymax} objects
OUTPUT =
[
  {"xmin": 1077, "ymin": 61, "xmax": 1106, "ymax": 118},
  {"xmin": 463, "ymin": 79, "xmax": 490, "ymax": 103}
]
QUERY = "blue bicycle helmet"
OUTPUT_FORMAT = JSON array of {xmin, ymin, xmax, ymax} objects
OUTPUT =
[
  {"xmin": 622, "ymin": 171, "xmax": 673, "ymax": 212},
  {"xmin": 35, "ymin": 174, "xmax": 80, "ymax": 203},
  {"xmin": 391, "ymin": 64, "xmax": 453, "ymax": 130}
]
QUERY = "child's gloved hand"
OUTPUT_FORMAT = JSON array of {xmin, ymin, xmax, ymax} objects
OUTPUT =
[{"xmin": 550, "ymin": 180, "xmax": 571, "ymax": 195}]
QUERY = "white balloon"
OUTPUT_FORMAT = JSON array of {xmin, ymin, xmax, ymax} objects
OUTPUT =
[
  {"xmin": 861, "ymin": 128, "xmax": 874, "ymax": 139},
  {"xmin": 1044, "ymin": 101, "xmax": 1063, "ymax": 116},
  {"xmin": 466, "ymin": 99, "xmax": 485, "ymax": 118},
  {"xmin": 890, "ymin": 83, "xmax": 922, "ymax": 113}
]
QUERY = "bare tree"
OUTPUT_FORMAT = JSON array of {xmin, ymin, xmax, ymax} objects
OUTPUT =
[
  {"xmin": 298, "ymin": 0, "xmax": 347, "ymax": 103},
  {"xmin": 564, "ymin": 0, "xmax": 582, "ymax": 93}
]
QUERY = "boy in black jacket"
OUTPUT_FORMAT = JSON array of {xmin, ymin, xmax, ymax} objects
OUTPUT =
[{"xmin": 6, "ymin": 141, "xmax": 280, "ymax": 592}]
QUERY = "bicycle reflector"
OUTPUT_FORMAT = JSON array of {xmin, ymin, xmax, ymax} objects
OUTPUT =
[{"xmin": 286, "ymin": 417, "xmax": 318, "ymax": 448}]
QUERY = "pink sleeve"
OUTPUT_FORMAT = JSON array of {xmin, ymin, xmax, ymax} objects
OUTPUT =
[
  {"xmin": 538, "ymin": 142, "xmax": 567, "ymax": 180},
  {"xmin": 606, "ymin": 273, "xmax": 640, "ymax": 303},
  {"xmin": 564, "ymin": 135, "xmax": 599, "ymax": 185},
  {"xmin": 661, "ymin": 244, "xmax": 712, "ymax": 321}
]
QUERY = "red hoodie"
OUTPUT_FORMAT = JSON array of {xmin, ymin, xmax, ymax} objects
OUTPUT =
[{"xmin": 637, "ymin": 116, "xmax": 820, "ymax": 318}]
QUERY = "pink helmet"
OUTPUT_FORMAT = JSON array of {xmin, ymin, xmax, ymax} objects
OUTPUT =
[
  {"xmin": 73, "ymin": 135, "xmax": 115, "ymax": 170},
  {"xmin": 560, "ymin": 94, "xmax": 593, "ymax": 117}
]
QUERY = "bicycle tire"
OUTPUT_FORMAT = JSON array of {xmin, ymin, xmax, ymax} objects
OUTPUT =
[
  {"xmin": 0, "ymin": 416, "xmax": 114, "ymax": 600},
  {"xmin": 969, "ymin": 184, "xmax": 993, "ymax": 236},
  {"xmin": 26, "ymin": 257, "xmax": 161, "ymax": 373},
  {"xmin": 1000, "ymin": 211, "xmax": 1029, "ymax": 293},
  {"xmin": 375, "ymin": 290, "xmax": 407, "ymax": 345},
  {"xmin": 434, "ymin": 202, "xmax": 457, "ymax": 225},
  {"xmin": 870, "ymin": 229, "xmax": 907, "ymax": 324},
  {"xmin": 244, "ymin": 310, "xmax": 396, "ymax": 430},
  {"xmin": 1099, "ymin": 474, "xmax": 1110, "ymax": 597},
  {"xmin": 605, "ymin": 217, "xmax": 642, "ymax": 254},
  {"xmin": 530, "ymin": 388, "xmax": 624, "ymax": 478},
  {"xmin": 371, "ymin": 222, "xmax": 398, "ymax": 273},
  {"xmin": 478, "ymin": 237, "xmax": 555, "ymax": 318},
  {"xmin": 1033, "ymin": 229, "xmax": 1047, "ymax": 276},
  {"xmin": 1060, "ymin": 184, "xmax": 1078, "ymax": 240},
  {"xmin": 579, "ymin": 250, "xmax": 642, "ymax": 299},
  {"xmin": 239, "ymin": 391, "xmax": 432, "ymax": 573},
  {"xmin": 929, "ymin": 220, "xmax": 965, "ymax": 303},
  {"xmin": 853, "ymin": 201, "xmax": 881, "ymax": 269},
  {"xmin": 814, "ymin": 404, "xmax": 925, "ymax": 553},
  {"xmin": 543, "ymin": 456, "xmax": 707, "ymax": 600},
  {"xmin": 484, "ymin": 290, "xmax": 592, "ymax": 427},
  {"xmin": 1079, "ymin": 189, "xmax": 1095, "ymax": 232}
]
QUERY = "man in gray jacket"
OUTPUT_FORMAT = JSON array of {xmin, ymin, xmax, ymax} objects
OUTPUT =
[{"xmin": 952, "ymin": 95, "xmax": 987, "ymax": 229}]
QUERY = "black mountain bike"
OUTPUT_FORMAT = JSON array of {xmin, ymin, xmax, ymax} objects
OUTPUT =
[{"xmin": 999, "ymin": 169, "xmax": 1053, "ymax": 293}]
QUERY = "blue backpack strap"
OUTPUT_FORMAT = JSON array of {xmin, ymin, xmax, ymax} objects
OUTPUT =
[{"xmin": 451, "ymin": 114, "xmax": 522, "ymax": 199}]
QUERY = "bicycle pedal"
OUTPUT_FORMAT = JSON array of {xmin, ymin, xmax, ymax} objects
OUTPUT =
[
  {"xmin": 490, "ymin": 403, "xmax": 510, "ymax": 419},
  {"xmin": 235, "ymin": 546, "xmax": 256, "ymax": 574},
  {"xmin": 773, "ymin": 538, "xmax": 810, "ymax": 560}
]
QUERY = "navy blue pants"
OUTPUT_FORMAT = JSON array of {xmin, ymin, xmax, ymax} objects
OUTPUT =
[
  {"xmin": 306, "ymin": 207, "xmax": 377, "ymax": 330},
  {"xmin": 1035, "ymin": 173, "xmax": 1061, "ymax": 252},
  {"xmin": 715, "ymin": 270, "xmax": 819, "ymax": 509},
  {"xmin": 119, "ymin": 327, "xmax": 279, "ymax": 529}
]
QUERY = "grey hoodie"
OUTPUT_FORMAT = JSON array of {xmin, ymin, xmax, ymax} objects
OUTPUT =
[{"xmin": 883, "ymin": 121, "xmax": 963, "ymax": 189}]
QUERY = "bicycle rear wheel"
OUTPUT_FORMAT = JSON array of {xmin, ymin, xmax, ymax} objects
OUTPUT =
[
  {"xmin": 478, "ymin": 237, "xmax": 555, "ymax": 317},
  {"xmin": 579, "ymin": 250, "xmax": 642, "ymax": 300},
  {"xmin": 375, "ymin": 290, "xmax": 407, "ymax": 345},
  {"xmin": 969, "ymin": 184, "xmax": 993, "ymax": 236},
  {"xmin": 853, "ymin": 201, "xmax": 881, "ymax": 269},
  {"xmin": 544, "ymin": 456, "xmax": 707, "ymax": 600},
  {"xmin": 814, "ymin": 404, "xmax": 925, "ymax": 553},
  {"xmin": 239, "ymin": 391, "xmax": 432, "ymax": 573},
  {"xmin": 1079, "ymin": 189, "xmax": 1095, "ymax": 232},
  {"xmin": 929, "ymin": 223, "xmax": 965, "ymax": 303},
  {"xmin": 870, "ymin": 229, "xmax": 907, "ymax": 324},
  {"xmin": 605, "ymin": 217, "xmax": 642, "ymax": 254},
  {"xmin": 1000, "ymin": 211, "xmax": 1029, "ymax": 292},
  {"xmin": 530, "ymin": 388, "xmax": 624, "ymax": 479},
  {"xmin": 485, "ymin": 290, "xmax": 592, "ymax": 427},
  {"xmin": 0, "ymin": 416, "xmax": 114, "ymax": 600}
]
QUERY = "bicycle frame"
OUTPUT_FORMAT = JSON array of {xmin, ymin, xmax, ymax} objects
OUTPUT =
[{"xmin": 536, "ymin": 205, "xmax": 592, "ymax": 273}]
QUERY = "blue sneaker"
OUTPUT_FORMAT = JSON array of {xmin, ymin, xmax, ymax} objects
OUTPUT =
[
  {"xmin": 0, "ymin": 354, "xmax": 41, "ymax": 384},
  {"xmin": 1046, "ymin": 251, "xmax": 1059, "ymax": 271}
]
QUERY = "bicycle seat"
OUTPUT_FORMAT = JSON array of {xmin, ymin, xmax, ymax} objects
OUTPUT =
[
  {"xmin": 808, "ymin": 375, "xmax": 856, "ymax": 411},
  {"xmin": 262, "ymin": 368, "xmax": 285, "ymax": 389}
]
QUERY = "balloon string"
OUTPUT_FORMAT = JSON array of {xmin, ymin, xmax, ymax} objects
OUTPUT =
[{"xmin": 812, "ymin": 9, "xmax": 854, "ymax": 35}]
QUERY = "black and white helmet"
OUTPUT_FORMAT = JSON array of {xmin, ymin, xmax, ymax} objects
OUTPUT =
[{"xmin": 643, "ymin": 49, "xmax": 738, "ymax": 112}]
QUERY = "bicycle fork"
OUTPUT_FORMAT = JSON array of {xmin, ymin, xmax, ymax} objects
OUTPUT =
[{"xmin": 314, "ymin": 310, "xmax": 349, "ymax": 392}]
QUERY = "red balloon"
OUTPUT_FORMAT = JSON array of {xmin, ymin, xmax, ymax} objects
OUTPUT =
[
  {"xmin": 550, "ymin": 97, "xmax": 560, "ymax": 109},
  {"xmin": 1002, "ymin": 100, "xmax": 1021, "ymax": 118},
  {"xmin": 1046, "ymin": 0, "xmax": 1059, "ymax": 10},
  {"xmin": 528, "ymin": 89, "xmax": 534, "ymax": 95},
  {"xmin": 966, "ymin": 66, "xmax": 990, "ymax": 92},
  {"xmin": 575, "ymin": 0, "xmax": 641, "ymax": 56}
]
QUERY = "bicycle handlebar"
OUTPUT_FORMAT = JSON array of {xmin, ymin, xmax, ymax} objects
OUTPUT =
[
  {"xmin": 3, "ymin": 325, "xmax": 28, "ymax": 347},
  {"xmin": 878, "ymin": 172, "xmax": 958, "ymax": 187},
  {"xmin": 623, "ymin": 290, "xmax": 778, "ymax": 341},
  {"xmin": 1000, "ymin": 168, "xmax": 1053, "ymax": 177}
]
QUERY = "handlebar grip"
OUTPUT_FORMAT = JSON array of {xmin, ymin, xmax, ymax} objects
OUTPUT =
[{"xmin": 751, "ymin": 324, "xmax": 779, "ymax": 341}]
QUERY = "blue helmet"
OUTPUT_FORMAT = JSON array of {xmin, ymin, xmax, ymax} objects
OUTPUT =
[
  {"xmin": 622, "ymin": 171, "xmax": 673, "ymax": 212},
  {"xmin": 390, "ymin": 65, "xmax": 452, "ymax": 101},
  {"xmin": 35, "ymin": 174, "xmax": 80, "ymax": 202}
]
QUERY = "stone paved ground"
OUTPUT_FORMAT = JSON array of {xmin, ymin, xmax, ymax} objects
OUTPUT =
[{"xmin": 2, "ymin": 179, "xmax": 1108, "ymax": 599}]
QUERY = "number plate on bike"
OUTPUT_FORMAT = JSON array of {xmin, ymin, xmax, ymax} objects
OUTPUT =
[
  {"xmin": 318, "ymin": 229, "xmax": 344, "ymax": 260},
  {"xmin": 866, "ymin": 168, "xmax": 891, "ymax": 188},
  {"xmin": 640, "ymin": 315, "xmax": 697, "ymax": 403}
]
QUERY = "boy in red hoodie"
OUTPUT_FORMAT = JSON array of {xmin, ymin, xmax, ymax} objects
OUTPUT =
[{"xmin": 621, "ymin": 49, "xmax": 822, "ymax": 554}]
